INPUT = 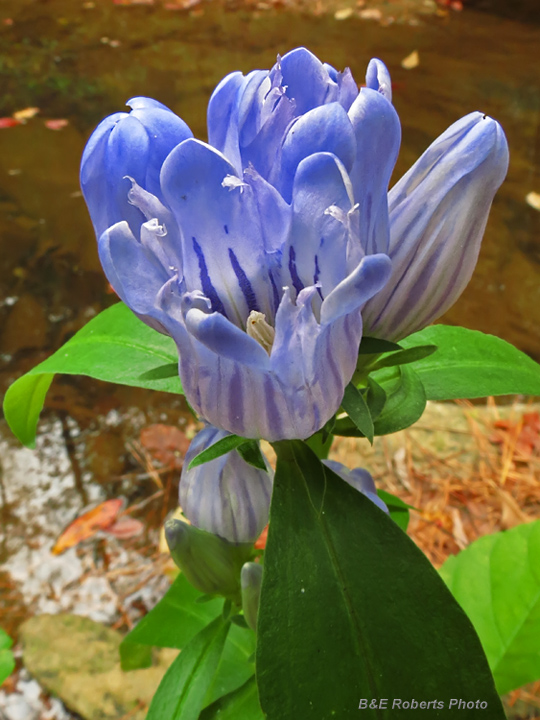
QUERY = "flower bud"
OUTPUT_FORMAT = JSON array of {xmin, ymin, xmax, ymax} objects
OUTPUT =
[
  {"xmin": 180, "ymin": 425, "xmax": 273, "ymax": 544},
  {"xmin": 241, "ymin": 562, "xmax": 264, "ymax": 632},
  {"xmin": 80, "ymin": 97, "xmax": 192, "ymax": 241},
  {"xmin": 362, "ymin": 112, "xmax": 509, "ymax": 341},
  {"xmin": 165, "ymin": 518, "xmax": 252, "ymax": 603}
]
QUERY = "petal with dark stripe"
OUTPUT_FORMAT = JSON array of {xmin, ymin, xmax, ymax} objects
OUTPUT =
[
  {"xmin": 161, "ymin": 138, "xmax": 277, "ymax": 326},
  {"xmin": 362, "ymin": 112, "xmax": 509, "ymax": 340},
  {"xmin": 180, "ymin": 425, "xmax": 273, "ymax": 543}
]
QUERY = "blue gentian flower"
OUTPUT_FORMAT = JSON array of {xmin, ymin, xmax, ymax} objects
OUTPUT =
[
  {"xmin": 80, "ymin": 48, "xmax": 507, "ymax": 439},
  {"xmin": 180, "ymin": 424, "xmax": 272, "ymax": 543},
  {"xmin": 81, "ymin": 48, "xmax": 394, "ymax": 440}
]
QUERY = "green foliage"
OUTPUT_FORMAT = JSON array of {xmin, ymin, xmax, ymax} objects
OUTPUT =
[
  {"xmin": 401, "ymin": 325, "xmax": 540, "ymax": 400},
  {"xmin": 341, "ymin": 383, "xmax": 374, "ymax": 443},
  {"xmin": 145, "ymin": 616, "xmax": 229, "ymax": 720},
  {"xmin": 369, "ymin": 344, "xmax": 438, "ymax": 371},
  {"xmin": 188, "ymin": 435, "xmax": 267, "ymax": 472},
  {"xmin": 372, "ymin": 365, "xmax": 426, "ymax": 435},
  {"xmin": 440, "ymin": 521, "xmax": 540, "ymax": 695},
  {"xmin": 0, "ymin": 629, "xmax": 15, "ymax": 685},
  {"xmin": 199, "ymin": 677, "xmax": 264, "ymax": 719},
  {"xmin": 257, "ymin": 441, "xmax": 505, "ymax": 718},
  {"xmin": 120, "ymin": 574, "xmax": 255, "ymax": 708},
  {"xmin": 377, "ymin": 490, "xmax": 412, "ymax": 532},
  {"xmin": 3, "ymin": 303, "xmax": 182, "ymax": 448}
]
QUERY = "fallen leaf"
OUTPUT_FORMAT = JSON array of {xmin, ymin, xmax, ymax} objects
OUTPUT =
[
  {"xmin": 44, "ymin": 119, "xmax": 69, "ymax": 130},
  {"xmin": 525, "ymin": 191, "xmax": 540, "ymax": 211},
  {"xmin": 498, "ymin": 488, "xmax": 532, "ymax": 530},
  {"xmin": 140, "ymin": 424, "xmax": 191, "ymax": 470},
  {"xmin": 52, "ymin": 498, "xmax": 124, "ymax": 554},
  {"xmin": 254, "ymin": 525, "xmax": 268, "ymax": 550},
  {"xmin": 0, "ymin": 118, "xmax": 21, "ymax": 129},
  {"xmin": 401, "ymin": 50, "xmax": 420, "ymax": 70},
  {"xmin": 105, "ymin": 518, "xmax": 145, "ymax": 539},
  {"xmin": 334, "ymin": 7, "xmax": 354, "ymax": 20},
  {"xmin": 450, "ymin": 508, "xmax": 468, "ymax": 549},
  {"xmin": 12, "ymin": 107, "xmax": 40, "ymax": 122},
  {"xmin": 359, "ymin": 7, "xmax": 382, "ymax": 20}
]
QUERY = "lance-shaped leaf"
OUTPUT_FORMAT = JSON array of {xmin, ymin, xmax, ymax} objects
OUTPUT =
[
  {"xmin": 341, "ymin": 383, "xmax": 374, "ymax": 443},
  {"xmin": 188, "ymin": 434, "xmax": 249, "ymax": 470},
  {"xmin": 3, "ymin": 302, "xmax": 182, "ymax": 448},
  {"xmin": 145, "ymin": 616, "xmax": 229, "ymax": 720},
  {"xmin": 199, "ymin": 676, "xmax": 264, "ymax": 720},
  {"xmin": 257, "ymin": 441, "xmax": 505, "ymax": 719}
]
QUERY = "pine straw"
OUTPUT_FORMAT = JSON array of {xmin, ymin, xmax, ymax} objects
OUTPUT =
[{"xmin": 330, "ymin": 397, "xmax": 540, "ymax": 565}]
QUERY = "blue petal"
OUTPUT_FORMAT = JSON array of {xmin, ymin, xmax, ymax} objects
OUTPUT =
[
  {"xmin": 183, "ymin": 306, "xmax": 271, "ymax": 368},
  {"xmin": 363, "ymin": 112, "xmax": 509, "ymax": 340},
  {"xmin": 80, "ymin": 98, "xmax": 192, "ymax": 241},
  {"xmin": 336, "ymin": 67, "xmax": 359, "ymax": 110},
  {"xmin": 348, "ymin": 88, "xmax": 401, "ymax": 255},
  {"xmin": 99, "ymin": 221, "xmax": 170, "ymax": 315},
  {"xmin": 320, "ymin": 253, "xmax": 392, "ymax": 325},
  {"xmin": 161, "ymin": 138, "xmax": 277, "ymax": 325},
  {"xmin": 180, "ymin": 425, "xmax": 272, "ymax": 543},
  {"xmin": 365, "ymin": 58, "xmax": 392, "ymax": 102},
  {"xmin": 284, "ymin": 152, "xmax": 355, "ymax": 298},
  {"xmin": 279, "ymin": 47, "xmax": 338, "ymax": 114},
  {"xmin": 169, "ymin": 282, "xmax": 375, "ymax": 441},
  {"xmin": 279, "ymin": 102, "xmax": 356, "ymax": 202},
  {"xmin": 236, "ymin": 70, "xmax": 272, "ymax": 147},
  {"xmin": 207, "ymin": 70, "xmax": 246, "ymax": 173},
  {"xmin": 126, "ymin": 97, "xmax": 193, "ymax": 197},
  {"xmin": 241, "ymin": 91, "xmax": 295, "ymax": 182}
]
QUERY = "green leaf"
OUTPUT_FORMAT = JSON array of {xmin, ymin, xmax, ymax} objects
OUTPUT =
[
  {"xmin": 370, "ymin": 344, "xmax": 438, "ymax": 371},
  {"xmin": 377, "ymin": 489, "xmax": 411, "ymax": 532},
  {"xmin": 341, "ymin": 383, "xmax": 374, "ymax": 443},
  {"xmin": 257, "ymin": 441, "xmax": 505, "ymax": 719},
  {"xmin": 0, "ymin": 629, "xmax": 15, "ymax": 685},
  {"xmin": 440, "ymin": 521, "xmax": 540, "ymax": 695},
  {"xmin": 3, "ymin": 303, "xmax": 183, "ymax": 448},
  {"xmin": 365, "ymin": 377, "xmax": 387, "ymax": 422},
  {"xmin": 358, "ymin": 337, "xmax": 402, "ymax": 355},
  {"xmin": 200, "ymin": 676, "xmax": 264, "ymax": 720},
  {"xmin": 120, "ymin": 574, "xmax": 222, "ymax": 669},
  {"xmin": 205, "ymin": 624, "xmax": 256, "ymax": 706},
  {"xmin": 372, "ymin": 364, "xmax": 427, "ymax": 435},
  {"xmin": 401, "ymin": 325, "xmax": 540, "ymax": 400},
  {"xmin": 236, "ymin": 441, "xmax": 268, "ymax": 471},
  {"xmin": 146, "ymin": 616, "xmax": 229, "ymax": 720},
  {"xmin": 121, "ymin": 575, "xmax": 254, "ymax": 705},
  {"xmin": 188, "ymin": 434, "xmax": 247, "ymax": 470}
]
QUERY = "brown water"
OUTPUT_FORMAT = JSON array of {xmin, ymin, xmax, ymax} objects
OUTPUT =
[{"xmin": 0, "ymin": 0, "xmax": 538, "ymax": 559}]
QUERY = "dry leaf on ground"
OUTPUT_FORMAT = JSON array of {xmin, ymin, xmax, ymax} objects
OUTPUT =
[{"xmin": 52, "ymin": 499, "xmax": 124, "ymax": 555}]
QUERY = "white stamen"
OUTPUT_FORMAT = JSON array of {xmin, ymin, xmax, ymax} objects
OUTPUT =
[
  {"xmin": 246, "ymin": 311, "xmax": 275, "ymax": 354},
  {"xmin": 222, "ymin": 174, "xmax": 248, "ymax": 193}
]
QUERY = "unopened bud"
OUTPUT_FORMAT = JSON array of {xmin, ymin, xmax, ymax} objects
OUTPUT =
[
  {"xmin": 165, "ymin": 519, "xmax": 252, "ymax": 603},
  {"xmin": 241, "ymin": 562, "xmax": 264, "ymax": 632}
]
